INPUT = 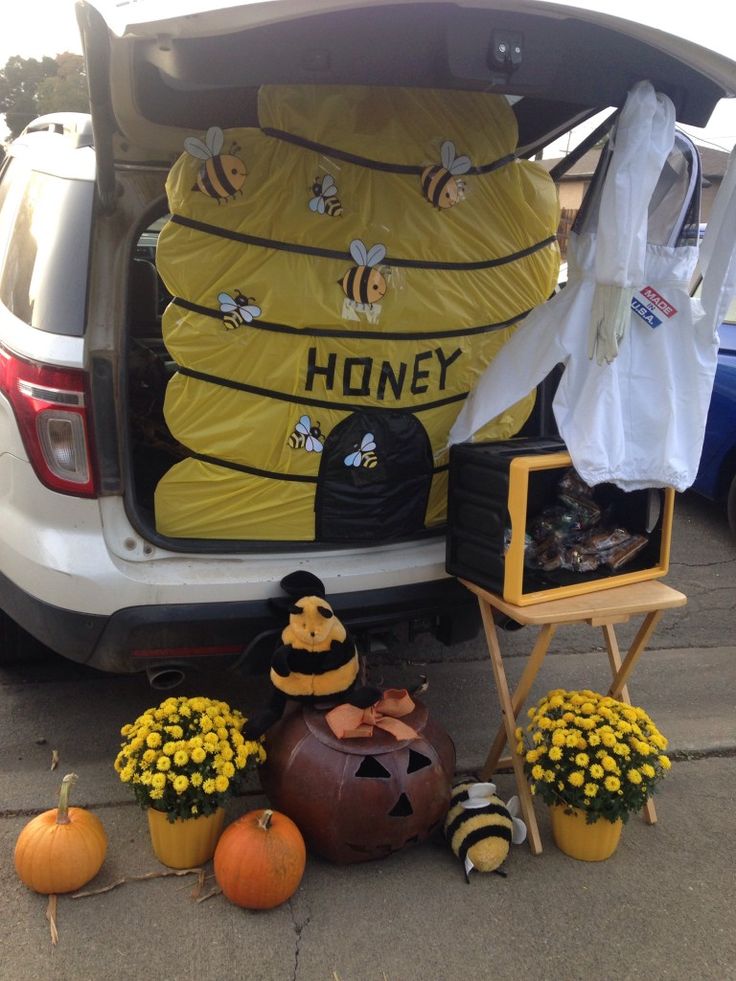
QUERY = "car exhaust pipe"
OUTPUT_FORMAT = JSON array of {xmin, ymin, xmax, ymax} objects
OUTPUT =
[{"xmin": 146, "ymin": 663, "xmax": 187, "ymax": 690}]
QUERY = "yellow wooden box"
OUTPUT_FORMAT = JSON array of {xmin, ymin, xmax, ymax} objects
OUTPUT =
[
  {"xmin": 503, "ymin": 451, "xmax": 674, "ymax": 605},
  {"xmin": 446, "ymin": 440, "xmax": 675, "ymax": 606}
]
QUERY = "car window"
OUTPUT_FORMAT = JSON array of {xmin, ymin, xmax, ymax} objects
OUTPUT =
[{"xmin": 0, "ymin": 168, "xmax": 94, "ymax": 336}]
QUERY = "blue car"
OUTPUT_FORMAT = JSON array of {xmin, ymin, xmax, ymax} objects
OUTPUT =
[{"xmin": 692, "ymin": 299, "xmax": 736, "ymax": 533}]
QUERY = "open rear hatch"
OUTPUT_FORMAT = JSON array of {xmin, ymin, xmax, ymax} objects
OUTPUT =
[{"xmin": 74, "ymin": 0, "xmax": 736, "ymax": 551}]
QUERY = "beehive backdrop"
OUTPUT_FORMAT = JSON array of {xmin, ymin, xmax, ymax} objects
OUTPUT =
[{"xmin": 154, "ymin": 85, "xmax": 560, "ymax": 541}]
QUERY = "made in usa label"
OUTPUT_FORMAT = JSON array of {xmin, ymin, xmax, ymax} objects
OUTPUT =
[{"xmin": 631, "ymin": 285, "xmax": 678, "ymax": 329}]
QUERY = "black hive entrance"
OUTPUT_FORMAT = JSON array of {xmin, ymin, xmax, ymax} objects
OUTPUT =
[{"xmin": 316, "ymin": 411, "xmax": 433, "ymax": 541}]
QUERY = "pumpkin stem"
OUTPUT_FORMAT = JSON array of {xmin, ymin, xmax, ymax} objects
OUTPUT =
[
  {"xmin": 258, "ymin": 809, "xmax": 273, "ymax": 831},
  {"xmin": 56, "ymin": 773, "xmax": 79, "ymax": 825}
]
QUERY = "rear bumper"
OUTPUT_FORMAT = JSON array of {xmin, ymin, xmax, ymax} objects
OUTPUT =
[{"xmin": 0, "ymin": 569, "xmax": 478, "ymax": 673}]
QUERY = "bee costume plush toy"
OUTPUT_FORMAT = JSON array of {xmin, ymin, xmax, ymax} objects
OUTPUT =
[
  {"xmin": 444, "ymin": 781, "xmax": 527, "ymax": 882},
  {"xmin": 244, "ymin": 571, "xmax": 380, "ymax": 738}
]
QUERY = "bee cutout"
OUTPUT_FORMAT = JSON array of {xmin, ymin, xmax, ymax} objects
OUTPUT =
[
  {"xmin": 185, "ymin": 126, "xmax": 247, "ymax": 203},
  {"xmin": 420, "ymin": 140, "xmax": 472, "ymax": 210},
  {"xmin": 344, "ymin": 432, "xmax": 378, "ymax": 469},
  {"xmin": 218, "ymin": 290, "xmax": 262, "ymax": 329},
  {"xmin": 309, "ymin": 174, "xmax": 343, "ymax": 217},
  {"xmin": 444, "ymin": 781, "xmax": 527, "ymax": 882},
  {"xmin": 288, "ymin": 415, "xmax": 324, "ymax": 453},
  {"xmin": 340, "ymin": 240, "xmax": 387, "ymax": 306}
]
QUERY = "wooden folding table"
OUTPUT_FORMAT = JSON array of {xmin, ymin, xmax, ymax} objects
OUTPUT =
[{"xmin": 460, "ymin": 578, "xmax": 687, "ymax": 855}]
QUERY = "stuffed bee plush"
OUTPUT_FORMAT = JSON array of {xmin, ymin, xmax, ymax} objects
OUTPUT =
[
  {"xmin": 444, "ymin": 781, "xmax": 527, "ymax": 882},
  {"xmin": 244, "ymin": 571, "xmax": 380, "ymax": 738}
]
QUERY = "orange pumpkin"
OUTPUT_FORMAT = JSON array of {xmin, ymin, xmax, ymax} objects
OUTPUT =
[
  {"xmin": 214, "ymin": 808, "xmax": 306, "ymax": 909},
  {"xmin": 14, "ymin": 773, "xmax": 107, "ymax": 894}
]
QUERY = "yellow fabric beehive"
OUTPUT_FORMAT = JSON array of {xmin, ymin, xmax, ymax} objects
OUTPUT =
[{"xmin": 154, "ymin": 85, "xmax": 560, "ymax": 541}]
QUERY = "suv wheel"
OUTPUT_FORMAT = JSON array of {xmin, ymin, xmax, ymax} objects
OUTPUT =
[{"xmin": 727, "ymin": 474, "xmax": 736, "ymax": 538}]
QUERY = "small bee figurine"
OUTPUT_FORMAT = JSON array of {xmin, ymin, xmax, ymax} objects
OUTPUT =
[
  {"xmin": 185, "ymin": 126, "xmax": 247, "ymax": 203},
  {"xmin": 339, "ymin": 240, "xmax": 387, "ymax": 306},
  {"xmin": 444, "ymin": 781, "xmax": 527, "ymax": 882},
  {"xmin": 344, "ymin": 432, "xmax": 378, "ymax": 469},
  {"xmin": 218, "ymin": 290, "xmax": 262, "ymax": 329},
  {"xmin": 420, "ymin": 140, "xmax": 472, "ymax": 210},
  {"xmin": 288, "ymin": 415, "xmax": 324, "ymax": 454},
  {"xmin": 309, "ymin": 174, "xmax": 343, "ymax": 217}
]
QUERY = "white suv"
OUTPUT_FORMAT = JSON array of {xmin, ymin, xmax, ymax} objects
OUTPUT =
[{"xmin": 0, "ymin": 0, "xmax": 734, "ymax": 676}]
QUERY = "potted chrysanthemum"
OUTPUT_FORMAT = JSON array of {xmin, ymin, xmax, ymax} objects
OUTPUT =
[
  {"xmin": 115, "ymin": 695, "xmax": 266, "ymax": 868},
  {"xmin": 518, "ymin": 688, "xmax": 671, "ymax": 861}
]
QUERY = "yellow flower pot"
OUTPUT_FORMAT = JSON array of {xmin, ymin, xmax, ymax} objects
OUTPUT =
[
  {"xmin": 147, "ymin": 807, "xmax": 225, "ymax": 868},
  {"xmin": 549, "ymin": 804, "xmax": 623, "ymax": 861}
]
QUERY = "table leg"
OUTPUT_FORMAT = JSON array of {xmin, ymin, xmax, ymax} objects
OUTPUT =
[
  {"xmin": 477, "ymin": 599, "xmax": 544, "ymax": 855},
  {"xmin": 481, "ymin": 620, "xmax": 558, "ymax": 777},
  {"xmin": 601, "ymin": 621, "xmax": 657, "ymax": 826}
]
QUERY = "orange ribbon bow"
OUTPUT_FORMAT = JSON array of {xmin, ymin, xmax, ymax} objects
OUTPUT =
[{"xmin": 325, "ymin": 689, "xmax": 418, "ymax": 740}]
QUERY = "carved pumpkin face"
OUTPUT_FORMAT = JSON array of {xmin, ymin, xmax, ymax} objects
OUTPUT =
[{"xmin": 260, "ymin": 702, "xmax": 455, "ymax": 864}]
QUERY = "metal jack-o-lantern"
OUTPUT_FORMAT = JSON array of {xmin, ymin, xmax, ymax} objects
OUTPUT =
[{"xmin": 259, "ymin": 700, "xmax": 455, "ymax": 864}]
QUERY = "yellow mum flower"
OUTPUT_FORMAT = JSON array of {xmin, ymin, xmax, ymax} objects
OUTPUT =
[
  {"xmin": 156, "ymin": 756, "xmax": 171, "ymax": 772},
  {"xmin": 203, "ymin": 732, "xmax": 218, "ymax": 747},
  {"xmin": 575, "ymin": 753, "xmax": 590, "ymax": 768},
  {"xmin": 589, "ymin": 763, "xmax": 604, "ymax": 780},
  {"xmin": 190, "ymin": 772, "xmax": 203, "ymax": 787},
  {"xmin": 526, "ymin": 749, "xmax": 540, "ymax": 764},
  {"xmin": 142, "ymin": 749, "xmax": 157, "ymax": 764},
  {"xmin": 150, "ymin": 789, "xmax": 164, "ymax": 800},
  {"xmin": 626, "ymin": 768, "xmax": 642, "ymax": 784},
  {"xmin": 203, "ymin": 779, "xmax": 216, "ymax": 794},
  {"xmin": 548, "ymin": 746, "xmax": 563, "ymax": 762},
  {"xmin": 191, "ymin": 747, "xmax": 206, "ymax": 764},
  {"xmin": 641, "ymin": 763, "xmax": 656, "ymax": 779},
  {"xmin": 166, "ymin": 725, "xmax": 184, "ymax": 740},
  {"xmin": 214, "ymin": 775, "xmax": 229, "ymax": 793},
  {"xmin": 162, "ymin": 741, "xmax": 177, "ymax": 756},
  {"xmin": 544, "ymin": 770, "xmax": 555, "ymax": 782},
  {"xmin": 121, "ymin": 724, "xmax": 134, "ymax": 737},
  {"xmin": 173, "ymin": 775, "xmax": 189, "ymax": 793},
  {"xmin": 583, "ymin": 783, "xmax": 598, "ymax": 797},
  {"xmin": 659, "ymin": 755, "xmax": 672, "ymax": 770},
  {"xmin": 601, "ymin": 755, "xmax": 618, "ymax": 772},
  {"xmin": 151, "ymin": 772, "xmax": 166, "ymax": 789},
  {"xmin": 552, "ymin": 730, "xmax": 567, "ymax": 747},
  {"xmin": 221, "ymin": 761, "xmax": 235, "ymax": 779},
  {"xmin": 587, "ymin": 732, "xmax": 601, "ymax": 746},
  {"xmin": 601, "ymin": 731, "xmax": 617, "ymax": 747},
  {"xmin": 566, "ymin": 733, "xmax": 581, "ymax": 748},
  {"xmin": 604, "ymin": 776, "xmax": 621, "ymax": 792},
  {"xmin": 531, "ymin": 764, "xmax": 545, "ymax": 780},
  {"xmin": 568, "ymin": 771, "xmax": 585, "ymax": 788},
  {"xmin": 174, "ymin": 750, "xmax": 189, "ymax": 767},
  {"xmin": 219, "ymin": 745, "xmax": 234, "ymax": 762}
]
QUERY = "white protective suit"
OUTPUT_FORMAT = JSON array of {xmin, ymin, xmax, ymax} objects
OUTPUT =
[{"xmin": 449, "ymin": 82, "xmax": 736, "ymax": 492}]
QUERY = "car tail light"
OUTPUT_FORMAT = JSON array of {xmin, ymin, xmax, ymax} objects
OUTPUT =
[{"xmin": 0, "ymin": 343, "xmax": 97, "ymax": 497}]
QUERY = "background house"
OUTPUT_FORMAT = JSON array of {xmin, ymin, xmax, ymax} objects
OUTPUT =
[{"xmin": 542, "ymin": 143, "xmax": 730, "ymax": 257}]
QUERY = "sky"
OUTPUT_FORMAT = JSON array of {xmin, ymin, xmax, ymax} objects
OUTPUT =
[{"xmin": 1, "ymin": 0, "xmax": 735, "ymax": 152}]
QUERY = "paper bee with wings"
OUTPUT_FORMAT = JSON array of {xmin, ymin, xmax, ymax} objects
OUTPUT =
[{"xmin": 420, "ymin": 140, "xmax": 472, "ymax": 209}]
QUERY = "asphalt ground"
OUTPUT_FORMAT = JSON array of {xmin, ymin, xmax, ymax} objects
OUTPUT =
[{"xmin": 1, "ymin": 490, "xmax": 735, "ymax": 980}]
